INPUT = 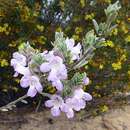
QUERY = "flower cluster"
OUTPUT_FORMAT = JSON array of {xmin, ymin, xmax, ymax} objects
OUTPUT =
[
  {"xmin": 45, "ymin": 88, "xmax": 92, "ymax": 118},
  {"xmin": 11, "ymin": 35, "xmax": 92, "ymax": 118}
]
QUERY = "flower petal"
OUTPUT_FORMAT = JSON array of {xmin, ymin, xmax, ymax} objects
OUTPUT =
[
  {"xmin": 45, "ymin": 100, "xmax": 54, "ymax": 108},
  {"xmin": 73, "ymin": 98, "xmax": 86, "ymax": 111},
  {"xmin": 48, "ymin": 69, "xmax": 57, "ymax": 81},
  {"xmin": 73, "ymin": 88, "xmax": 84, "ymax": 99},
  {"xmin": 83, "ymin": 76, "xmax": 89, "ymax": 85},
  {"xmin": 15, "ymin": 65, "xmax": 30, "ymax": 76},
  {"xmin": 40, "ymin": 62, "xmax": 50, "ymax": 72},
  {"xmin": 83, "ymin": 93, "xmax": 92, "ymax": 101},
  {"xmin": 65, "ymin": 38, "xmax": 75, "ymax": 49},
  {"xmin": 27, "ymin": 86, "xmax": 37, "ymax": 97},
  {"xmin": 56, "ymin": 64, "xmax": 67, "ymax": 80},
  {"xmin": 20, "ymin": 76, "xmax": 30, "ymax": 88},
  {"xmin": 13, "ymin": 72, "xmax": 19, "ymax": 77},
  {"xmin": 52, "ymin": 80, "xmax": 63, "ymax": 91},
  {"xmin": 13, "ymin": 52, "xmax": 26, "ymax": 66},
  {"xmin": 66, "ymin": 108, "xmax": 74, "ymax": 119},
  {"xmin": 35, "ymin": 81, "xmax": 43, "ymax": 93},
  {"xmin": 60, "ymin": 103, "xmax": 69, "ymax": 112},
  {"xmin": 51, "ymin": 107, "xmax": 61, "ymax": 117}
]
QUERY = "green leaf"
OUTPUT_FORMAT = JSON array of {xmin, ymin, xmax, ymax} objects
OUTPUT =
[
  {"xmin": 70, "ymin": 72, "xmax": 86, "ymax": 87},
  {"xmin": 104, "ymin": 1, "xmax": 121, "ymax": 17},
  {"xmin": 32, "ymin": 53, "xmax": 44, "ymax": 65},
  {"xmin": 83, "ymin": 30, "xmax": 97, "ymax": 48},
  {"xmin": 53, "ymin": 32, "xmax": 72, "ymax": 63},
  {"xmin": 92, "ymin": 19, "xmax": 99, "ymax": 34},
  {"xmin": 62, "ymin": 72, "xmax": 86, "ymax": 97}
]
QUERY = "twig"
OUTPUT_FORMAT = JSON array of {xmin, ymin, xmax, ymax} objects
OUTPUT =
[
  {"xmin": 0, "ymin": 92, "xmax": 52, "ymax": 112},
  {"xmin": 40, "ymin": 92, "xmax": 52, "ymax": 98},
  {"xmin": 35, "ymin": 99, "xmax": 42, "ymax": 112},
  {"xmin": 0, "ymin": 94, "xmax": 28, "ymax": 111}
]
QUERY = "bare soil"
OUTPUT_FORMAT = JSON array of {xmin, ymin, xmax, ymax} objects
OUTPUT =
[{"xmin": 0, "ymin": 104, "xmax": 130, "ymax": 130}]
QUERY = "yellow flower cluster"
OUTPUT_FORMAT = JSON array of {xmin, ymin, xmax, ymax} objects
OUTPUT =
[
  {"xmin": 103, "ymin": 40, "xmax": 114, "ymax": 48},
  {"xmin": 72, "ymin": 35, "xmax": 80, "ymax": 41},
  {"xmin": 125, "ymin": 35, "xmax": 130, "ymax": 43},
  {"xmin": 0, "ymin": 59, "xmax": 9, "ymax": 67},
  {"xmin": 0, "ymin": 23, "xmax": 11, "ymax": 35},
  {"xmin": 84, "ymin": 13, "xmax": 95, "ymax": 20},
  {"xmin": 36, "ymin": 25, "xmax": 44, "ymax": 32},
  {"xmin": 119, "ymin": 21, "xmax": 129, "ymax": 34},
  {"xmin": 80, "ymin": 0, "xmax": 86, "ymax": 8},
  {"xmin": 99, "ymin": 64, "xmax": 104, "ymax": 70},
  {"xmin": 112, "ymin": 46, "xmax": 127, "ymax": 71},
  {"xmin": 112, "ymin": 62, "xmax": 122, "ymax": 70},
  {"xmin": 110, "ymin": 28, "xmax": 118, "ymax": 36},
  {"xmin": 99, "ymin": 105, "xmax": 109, "ymax": 112},
  {"xmin": 75, "ymin": 27, "xmax": 83, "ymax": 34}
]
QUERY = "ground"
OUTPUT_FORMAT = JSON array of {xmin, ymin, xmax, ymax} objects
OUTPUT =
[{"xmin": 0, "ymin": 105, "xmax": 130, "ymax": 130}]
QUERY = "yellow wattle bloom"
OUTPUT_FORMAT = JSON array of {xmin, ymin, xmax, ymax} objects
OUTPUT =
[
  {"xmin": 75, "ymin": 27, "xmax": 83, "ymax": 34},
  {"xmin": 110, "ymin": 28, "xmax": 118, "ymax": 36},
  {"xmin": 80, "ymin": 0, "xmax": 85, "ymax": 8},
  {"xmin": 84, "ymin": 13, "xmax": 95, "ymax": 20},
  {"xmin": 36, "ymin": 25, "xmax": 44, "ymax": 32},
  {"xmin": 125, "ymin": 35, "xmax": 130, "ymax": 43},
  {"xmin": 112, "ymin": 62, "xmax": 122, "ymax": 70},
  {"xmin": 99, "ymin": 64, "xmax": 104, "ymax": 69},
  {"xmin": 0, "ymin": 59, "xmax": 9, "ymax": 67},
  {"xmin": 103, "ymin": 40, "xmax": 114, "ymax": 48}
]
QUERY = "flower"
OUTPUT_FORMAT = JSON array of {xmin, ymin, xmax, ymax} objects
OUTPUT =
[
  {"xmin": 11, "ymin": 52, "xmax": 26, "ymax": 66},
  {"xmin": 52, "ymin": 80, "xmax": 63, "ymax": 91},
  {"xmin": 112, "ymin": 61, "xmax": 122, "ymax": 70},
  {"xmin": 20, "ymin": 75, "xmax": 43, "ymax": 97},
  {"xmin": 40, "ymin": 51, "xmax": 67, "ymax": 91},
  {"xmin": 73, "ymin": 88, "xmax": 92, "ymax": 101},
  {"xmin": 45, "ymin": 95, "xmax": 64, "ymax": 117},
  {"xmin": 61, "ymin": 97, "xmax": 85, "ymax": 118},
  {"xmin": 61, "ymin": 88, "xmax": 92, "ymax": 118},
  {"xmin": 83, "ymin": 76, "xmax": 89, "ymax": 85},
  {"xmin": 11, "ymin": 52, "xmax": 29, "ymax": 77},
  {"xmin": 45, "ymin": 88, "xmax": 92, "ymax": 118},
  {"xmin": 65, "ymin": 38, "xmax": 81, "ymax": 60}
]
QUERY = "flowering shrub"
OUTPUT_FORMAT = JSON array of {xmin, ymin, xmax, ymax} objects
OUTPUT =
[
  {"xmin": 0, "ymin": 1, "xmax": 122, "ymax": 118},
  {"xmin": 10, "ymin": 35, "xmax": 93, "ymax": 118}
]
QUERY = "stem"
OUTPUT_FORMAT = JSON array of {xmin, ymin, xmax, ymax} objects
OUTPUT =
[
  {"xmin": 35, "ymin": 99, "xmax": 42, "ymax": 112},
  {"xmin": 0, "ymin": 94, "xmax": 28, "ymax": 111},
  {"xmin": 40, "ymin": 92, "xmax": 52, "ymax": 98},
  {"xmin": 0, "ymin": 92, "xmax": 51, "ymax": 111}
]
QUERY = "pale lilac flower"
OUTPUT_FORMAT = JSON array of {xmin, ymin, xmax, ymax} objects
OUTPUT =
[
  {"xmin": 73, "ymin": 88, "xmax": 92, "ymax": 101},
  {"xmin": 61, "ymin": 97, "xmax": 85, "ymax": 118},
  {"xmin": 11, "ymin": 52, "xmax": 30, "ymax": 76},
  {"xmin": 65, "ymin": 38, "xmax": 81, "ymax": 60},
  {"xmin": 13, "ymin": 65, "xmax": 30, "ymax": 77},
  {"xmin": 40, "ymin": 52, "xmax": 67, "ymax": 90},
  {"xmin": 61, "ymin": 88, "xmax": 92, "ymax": 118},
  {"xmin": 83, "ymin": 76, "xmax": 89, "ymax": 85},
  {"xmin": 20, "ymin": 75, "xmax": 43, "ymax": 97},
  {"xmin": 11, "ymin": 52, "xmax": 26, "ymax": 66},
  {"xmin": 45, "ymin": 95, "xmax": 64, "ymax": 117},
  {"xmin": 52, "ymin": 80, "xmax": 63, "ymax": 91}
]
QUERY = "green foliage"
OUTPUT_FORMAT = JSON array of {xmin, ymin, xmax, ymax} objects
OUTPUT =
[
  {"xmin": 105, "ymin": 1, "xmax": 121, "ymax": 17},
  {"xmin": 62, "ymin": 72, "xmax": 86, "ymax": 97}
]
